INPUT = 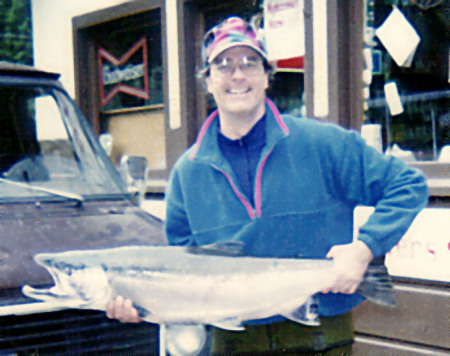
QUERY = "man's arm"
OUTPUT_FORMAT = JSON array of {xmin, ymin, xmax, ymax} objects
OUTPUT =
[
  {"xmin": 164, "ymin": 163, "xmax": 194, "ymax": 246},
  {"xmin": 320, "ymin": 124, "xmax": 428, "ymax": 256},
  {"xmin": 317, "ymin": 124, "xmax": 428, "ymax": 293}
]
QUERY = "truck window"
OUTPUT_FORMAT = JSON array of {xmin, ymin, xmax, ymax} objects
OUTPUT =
[{"xmin": 0, "ymin": 84, "xmax": 125, "ymax": 200}]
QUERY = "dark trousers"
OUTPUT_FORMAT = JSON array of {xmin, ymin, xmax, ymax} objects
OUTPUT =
[{"xmin": 210, "ymin": 312, "xmax": 353, "ymax": 355}]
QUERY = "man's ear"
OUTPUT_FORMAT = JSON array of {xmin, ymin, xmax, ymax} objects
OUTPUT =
[{"xmin": 264, "ymin": 72, "xmax": 269, "ymax": 90}]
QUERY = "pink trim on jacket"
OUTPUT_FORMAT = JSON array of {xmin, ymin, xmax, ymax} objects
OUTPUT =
[
  {"xmin": 189, "ymin": 98, "xmax": 289, "ymax": 219},
  {"xmin": 254, "ymin": 147, "xmax": 273, "ymax": 218},
  {"xmin": 265, "ymin": 97, "xmax": 289, "ymax": 134},
  {"xmin": 189, "ymin": 110, "xmax": 219, "ymax": 160},
  {"xmin": 221, "ymin": 170, "xmax": 255, "ymax": 219}
]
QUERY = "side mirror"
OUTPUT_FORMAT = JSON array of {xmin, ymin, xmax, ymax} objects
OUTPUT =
[
  {"xmin": 119, "ymin": 155, "xmax": 148, "ymax": 206},
  {"xmin": 99, "ymin": 133, "xmax": 113, "ymax": 156}
]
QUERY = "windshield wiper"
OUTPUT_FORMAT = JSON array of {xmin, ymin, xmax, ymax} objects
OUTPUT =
[{"xmin": 0, "ymin": 177, "xmax": 84, "ymax": 203}]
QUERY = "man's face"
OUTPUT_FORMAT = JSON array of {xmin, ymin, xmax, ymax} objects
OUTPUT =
[{"xmin": 205, "ymin": 46, "xmax": 269, "ymax": 119}]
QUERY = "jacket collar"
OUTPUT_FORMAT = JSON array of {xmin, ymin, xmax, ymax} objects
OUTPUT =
[{"xmin": 189, "ymin": 98, "xmax": 289, "ymax": 166}]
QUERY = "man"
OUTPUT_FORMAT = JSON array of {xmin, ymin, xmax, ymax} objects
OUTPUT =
[{"xmin": 107, "ymin": 16, "xmax": 428, "ymax": 354}]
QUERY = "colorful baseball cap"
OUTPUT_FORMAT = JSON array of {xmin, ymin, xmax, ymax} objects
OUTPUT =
[{"xmin": 201, "ymin": 16, "xmax": 267, "ymax": 68}]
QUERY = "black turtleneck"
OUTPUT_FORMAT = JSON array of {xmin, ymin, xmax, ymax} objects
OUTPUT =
[{"xmin": 218, "ymin": 115, "xmax": 266, "ymax": 205}]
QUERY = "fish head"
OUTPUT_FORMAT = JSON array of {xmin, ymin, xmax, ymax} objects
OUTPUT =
[{"xmin": 22, "ymin": 255, "xmax": 111, "ymax": 309}]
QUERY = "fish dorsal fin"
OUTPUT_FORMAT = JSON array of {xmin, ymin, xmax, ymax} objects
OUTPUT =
[
  {"xmin": 211, "ymin": 318, "xmax": 246, "ymax": 331},
  {"xmin": 187, "ymin": 241, "xmax": 247, "ymax": 257},
  {"xmin": 282, "ymin": 296, "xmax": 321, "ymax": 326}
]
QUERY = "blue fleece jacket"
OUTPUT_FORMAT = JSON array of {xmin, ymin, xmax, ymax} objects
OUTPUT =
[{"xmin": 164, "ymin": 98, "xmax": 428, "ymax": 319}]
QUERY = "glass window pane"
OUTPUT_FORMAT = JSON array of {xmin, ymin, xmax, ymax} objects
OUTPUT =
[
  {"xmin": 268, "ymin": 71, "xmax": 305, "ymax": 115},
  {"xmin": 363, "ymin": 1, "xmax": 449, "ymax": 162},
  {"xmin": 97, "ymin": 9, "xmax": 163, "ymax": 113},
  {"xmin": 0, "ymin": 85, "xmax": 124, "ymax": 200}
]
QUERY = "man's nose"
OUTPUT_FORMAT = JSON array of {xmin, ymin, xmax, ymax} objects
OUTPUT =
[{"xmin": 230, "ymin": 63, "xmax": 246, "ymax": 78}]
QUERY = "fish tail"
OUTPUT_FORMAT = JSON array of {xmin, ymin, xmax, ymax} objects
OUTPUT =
[{"xmin": 357, "ymin": 257, "xmax": 398, "ymax": 307}]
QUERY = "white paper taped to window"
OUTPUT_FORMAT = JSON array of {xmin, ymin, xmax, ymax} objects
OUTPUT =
[
  {"xmin": 264, "ymin": 0, "xmax": 305, "ymax": 61},
  {"xmin": 375, "ymin": 6, "xmax": 420, "ymax": 68},
  {"xmin": 384, "ymin": 81, "xmax": 404, "ymax": 116}
]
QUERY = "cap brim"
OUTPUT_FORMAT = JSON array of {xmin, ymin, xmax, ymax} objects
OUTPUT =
[{"xmin": 208, "ymin": 42, "xmax": 267, "ymax": 64}]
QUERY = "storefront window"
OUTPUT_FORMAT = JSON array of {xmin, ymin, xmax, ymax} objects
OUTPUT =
[
  {"xmin": 363, "ymin": 1, "xmax": 449, "ymax": 162},
  {"xmin": 268, "ymin": 71, "xmax": 305, "ymax": 115},
  {"xmin": 96, "ymin": 10, "xmax": 163, "ymax": 113}
]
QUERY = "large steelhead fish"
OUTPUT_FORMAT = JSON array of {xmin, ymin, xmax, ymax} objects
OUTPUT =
[{"xmin": 22, "ymin": 243, "xmax": 396, "ymax": 330}]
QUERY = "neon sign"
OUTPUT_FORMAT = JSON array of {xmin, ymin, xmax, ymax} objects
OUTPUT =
[{"xmin": 98, "ymin": 37, "xmax": 149, "ymax": 107}]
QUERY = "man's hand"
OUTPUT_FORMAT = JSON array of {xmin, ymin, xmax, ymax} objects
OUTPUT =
[
  {"xmin": 322, "ymin": 240, "xmax": 374, "ymax": 294},
  {"xmin": 106, "ymin": 296, "xmax": 142, "ymax": 323}
]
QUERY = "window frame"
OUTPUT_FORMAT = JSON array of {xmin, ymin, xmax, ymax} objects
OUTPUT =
[{"xmin": 304, "ymin": 0, "xmax": 449, "ymax": 197}]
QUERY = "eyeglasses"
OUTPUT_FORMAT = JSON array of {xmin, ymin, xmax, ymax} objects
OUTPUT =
[{"xmin": 210, "ymin": 56, "xmax": 263, "ymax": 76}]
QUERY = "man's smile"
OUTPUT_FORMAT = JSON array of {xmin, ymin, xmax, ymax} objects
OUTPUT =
[{"xmin": 227, "ymin": 88, "xmax": 251, "ymax": 95}]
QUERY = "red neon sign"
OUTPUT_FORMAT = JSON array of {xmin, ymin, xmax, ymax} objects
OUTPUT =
[{"xmin": 98, "ymin": 37, "xmax": 150, "ymax": 107}]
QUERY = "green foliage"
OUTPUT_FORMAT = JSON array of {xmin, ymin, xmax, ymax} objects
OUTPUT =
[{"xmin": 0, "ymin": 0, "xmax": 33, "ymax": 65}]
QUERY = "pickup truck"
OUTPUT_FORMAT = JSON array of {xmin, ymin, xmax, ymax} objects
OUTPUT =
[{"xmin": 0, "ymin": 62, "xmax": 166, "ymax": 354}]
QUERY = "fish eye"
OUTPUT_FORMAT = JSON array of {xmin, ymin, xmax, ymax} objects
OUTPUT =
[{"xmin": 55, "ymin": 261, "xmax": 72, "ymax": 275}]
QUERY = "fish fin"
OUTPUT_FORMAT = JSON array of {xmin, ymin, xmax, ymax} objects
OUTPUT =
[
  {"xmin": 211, "ymin": 318, "xmax": 245, "ymax": 331},
  {"xmin": 132, "ymin": 303, "xmax": 151, "ymax": 318},
  {"xmin": 187, "ymin": 241, "xmax": 247, "ymax": 257},
  {"xmin": 357, "ymin": 259, "xmax": 398, "ymax": 307},
  {"xmin": 282, "ymin": 296, "xmax": 321, "ymax": 326}
]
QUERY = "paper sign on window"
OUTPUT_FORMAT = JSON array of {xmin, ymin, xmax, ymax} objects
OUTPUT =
[
  {"xmin": 264, "ymin": 0, "xmax": 305, "ymax": 61},
  {"xmin": 375, "ymin": 6, "xmax": 421, "ymax": 68},
  {"xmin": 354, "ymin": 207, "xmax": 450, "ymax": 283}
]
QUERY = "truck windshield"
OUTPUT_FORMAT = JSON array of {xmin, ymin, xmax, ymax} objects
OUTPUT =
[{"xmin": 0, "ymin": 84, "xmax": 125, "ymax": 201}]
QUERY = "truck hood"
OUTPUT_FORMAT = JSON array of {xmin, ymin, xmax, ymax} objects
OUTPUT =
[{"xmin": 0, "ymin": 200, "xmax": 167, "ymax": 289}]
